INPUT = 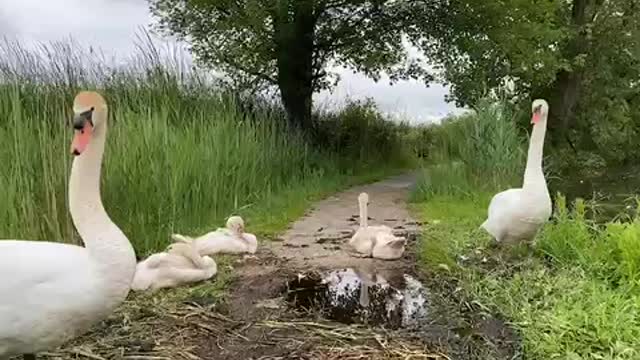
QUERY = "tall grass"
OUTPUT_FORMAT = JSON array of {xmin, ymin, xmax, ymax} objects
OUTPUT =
[
  {"xmin": 413, "ymin": 98, "xmax": 526, "ymax": 200},
  {"xmin": 0, "ymin": 36, "xmax": 410, "ymax": 255},
  {"xmin": 537, "ymin": 195, "xmax": 640, "ymax": 285}
]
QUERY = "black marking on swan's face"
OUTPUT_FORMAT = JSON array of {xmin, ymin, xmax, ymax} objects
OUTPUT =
[
  {"xmin": 533, "ymin": 104, "xmax": 542, "ymax": 115},
  {"xmin": 72, "ymin": 107, "xmax": 94, "ymax": 130}
]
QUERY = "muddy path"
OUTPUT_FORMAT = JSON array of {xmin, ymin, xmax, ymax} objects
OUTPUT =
[
  {"xmin": 270, "ymin": 172, "xmax": 421, "ymax": 271},
  {"xmin": 45, "ymin": 173, "xmax": 520, "ymax": 360},
  {"xmin": 220, "ymin": 173, "xmax": 520, "ymax": 359}
]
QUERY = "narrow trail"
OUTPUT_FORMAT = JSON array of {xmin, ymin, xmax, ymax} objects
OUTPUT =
[
  {"xmin": 218, "ymin": 172, "xmax": 519, "ymax": 359},
  {"xmin": 270, "ymin": 172, "xmax": 421, "ymax": 271}
]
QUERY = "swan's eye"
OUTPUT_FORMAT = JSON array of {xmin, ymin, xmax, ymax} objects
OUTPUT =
[{"xmin": 73, "ymin": 108, "xmax": 95, "ymax": 130}]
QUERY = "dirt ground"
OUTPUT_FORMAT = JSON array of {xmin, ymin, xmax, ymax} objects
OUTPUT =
[{"xmin": 40, "ymin": 173, "xmax": 520, "ymax": 360}]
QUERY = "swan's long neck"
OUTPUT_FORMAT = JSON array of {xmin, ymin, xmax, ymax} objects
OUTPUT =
[
  {"xmin": 359, "ymin": 198, "xmax": 368, "ymax": 228},
  {"xmin": 522, "ymin": 116, "xmax": 548, "ymax": 191},
  {"xmin": 68, "ymin": 109, "xmax": 136, "ymax": 297}
]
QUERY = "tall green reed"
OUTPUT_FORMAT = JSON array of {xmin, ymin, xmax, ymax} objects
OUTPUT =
[
  {"xmin": 413, "ymin": 98, "xmax": 526, "ymax": 200},
  {"xmin": 0, "ymin": 34, "xmax": 406, "ymax": 255}
]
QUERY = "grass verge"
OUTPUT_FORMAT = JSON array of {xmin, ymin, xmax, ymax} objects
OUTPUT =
[
  {"xmin": 412, "ymin": 97, "xmax": 640, "ymax": 359},
  {"xmin": 413, "ymin": 192, "xmax": 640, "ymax": 359}
]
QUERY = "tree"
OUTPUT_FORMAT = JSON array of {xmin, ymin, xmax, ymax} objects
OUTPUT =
[
  {"xmin": 149, "ymin": 0, "xmax": 430, "ymax": 129},
  {"xmin": 413, "ymin": 0, "xmax": 640, "ymax": 159}
]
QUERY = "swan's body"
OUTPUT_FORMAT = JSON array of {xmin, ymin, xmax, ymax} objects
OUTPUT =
[
  {"xmin": 371, "ymin": 232, "xmax": 406, "ymax": 260},
  {"xmin": 0, "ymin": 92, "xmax": 136, "ymax": 359},
  {"xmin": 131, "ymin": 242, "xmax": 217, "ymax": 291},
  {"xmin": 481, "ymin": 99, "xmax": 552, "ymax": 244},
  {"xmin": 171, "ymin": 216, "xmax": 258, "ymax": 255},
  {"xmin": 348, "ymin": 193, "xmax": 406, "ymax": 259}
]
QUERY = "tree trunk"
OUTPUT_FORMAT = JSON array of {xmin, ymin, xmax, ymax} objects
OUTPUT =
[
  {"xmin": 547, "ymin": 0, "xmax": 590, "ymax": 141},
  {"xmin": 273, "ymin": 0, "xmax": 316, "ymax": 130}
]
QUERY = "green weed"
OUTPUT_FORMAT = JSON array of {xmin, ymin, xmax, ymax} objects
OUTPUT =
[{"xmin": 414, "ymin": 191, "xmax": 640, "ymax": 359}]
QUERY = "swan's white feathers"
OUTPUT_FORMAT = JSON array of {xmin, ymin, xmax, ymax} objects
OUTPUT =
[
  {"xmin": 0, "ymin": 91, "xmax": 137, "ymax": 358},
  {"xmin": 348, "ymin": 192, "xmax": 405, "ymax": 260},
  {"xmin": 480, "ymin": 99, "xmax": 552, "ymax": 244},
  {"xmin": 0, "ymin": 241, "xmax": 111, "ymax": 356},
  {"xmin": 131, "ymin": 251, "xmax": 217, "ymax": 291}
]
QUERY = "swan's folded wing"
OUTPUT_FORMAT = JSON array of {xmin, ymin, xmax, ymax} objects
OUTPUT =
[
  {"xmin": 487, "ymin": 188, "xmax": 522, "ymax": 219},
  {"xmin": 0, "ymin": 241, "xmax": 95, "ymax": 292},
  {"xmin": 140, "ymin": 253, "xmax": 168, "ymax": 269},
  {"xmin": 0, "ymin": 241, "xmax": 99, "ymax": 343}
]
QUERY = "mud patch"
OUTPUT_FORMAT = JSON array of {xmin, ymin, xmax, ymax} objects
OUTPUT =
[{"xmin": 284, "ymin": 268, "xmax": 429, "ymax": 329}]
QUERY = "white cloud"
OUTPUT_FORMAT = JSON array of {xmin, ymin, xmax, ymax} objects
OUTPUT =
[
  {"xmin": 0, "ymin": 0, "xmax": 462, "ymax": 123},
  {"xmin": 0, "ymin": 0, "xmax": 151, "ymax": 55}
]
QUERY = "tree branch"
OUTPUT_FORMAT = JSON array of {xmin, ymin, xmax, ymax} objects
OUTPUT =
[{"xmin": 221, "ymin": 55, "xmax": 278, "ymax": 84}]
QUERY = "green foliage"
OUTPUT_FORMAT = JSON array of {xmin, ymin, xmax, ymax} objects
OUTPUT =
[
  {"xmin": 472, "ymin": 268, "xmax": 640, "ymax": 359},
  {"xmin": 149, "ymin": 0, "xmax": 430, "ymax": 93},
  {"xmin": 414, "ymin": 192, "xmax": 640, "ymax": 359},
  {"xmin": 312, "ymin": 98, "xmax": 414, "ymax": 167},
  {"xmin": 411, "ymin": 195, "xmax": 490, "ymax": 272},
  {"xmin": 0, "ymin": 39, "xmax": 405, "ymax": 256},
  {"xmin": 413, "ymin": 0, "xmax": 565, "ymax": 106},
  {"xmin": 608, "ymin": 222, "xmax": 640, "ymax": 283},
  {"xmin": 413, "ymin": 0, "xmax": 640, "ymax": 165},
  {"xmin": 537, "ymin": 195, "xmax": 618, "ymax": 280},
  {"xmin": 413, "ymin": 99, "xmax": 526, "ymax": 200},
  {"xmin": 537, "ymin": 194, "xmax": 640, "ymax": 284}
]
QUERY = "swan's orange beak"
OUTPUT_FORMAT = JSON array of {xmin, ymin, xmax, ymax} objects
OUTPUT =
[{"xmin": 71, "ymin": 121, "xmax": 93, "ymax": 156}]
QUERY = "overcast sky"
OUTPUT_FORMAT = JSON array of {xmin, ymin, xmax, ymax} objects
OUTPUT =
[{"xmin": 0, "ymin": 0, "xmax": 464, "ymax": 123}]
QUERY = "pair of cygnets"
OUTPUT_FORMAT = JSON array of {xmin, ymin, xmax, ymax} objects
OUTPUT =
[
  {"xmin": 133, "ymin": 191, "xmax": 402, "ymax": 292},
  {"xmin": 132, "ymin": 215, "xmax": 257, "ymax": 291},
  {"xmin": 348, "ymin": 192, "xmax": 407, "ymax": 259}
]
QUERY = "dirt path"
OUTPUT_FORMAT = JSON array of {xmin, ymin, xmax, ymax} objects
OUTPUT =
[
  {"xmin": 220, "ymin": 172, "xmax": 519, "ymax": 359},
  {"xmin": 270, "ymin": 172, "xmax": 420, "ymax": 271},
  {"xmin": 228, "ymin": 172, "xmax": 424, "ymax": 325}
]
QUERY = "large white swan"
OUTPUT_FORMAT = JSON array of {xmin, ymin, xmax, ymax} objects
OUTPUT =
[
  {"xmin": 131, "ymin": 241, "xmax": 217, "ymax": 291},
  {"xmin": 171, "ymin": 216, "xmax": 258, "ymax": 255},
  {"xmin": 348, "ymin": 192, "xmax": 406, "ymax": 259},
  {"xmin": 0, "ymin": 91, "xmax": 137, "ymax": 360},
  {"xmin": 481, "ymin": 99, "xmax": 552, "ymax": 244}
]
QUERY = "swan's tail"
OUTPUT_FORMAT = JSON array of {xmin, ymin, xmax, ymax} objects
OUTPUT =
[
  {"xmin": 168, "ymin": 241, "xmax": 210, "ymax": 269},
  {"xmin": 480, "ymin": 219, "xmax": 501, "ymax": 241},
  {"xmin": 131, "ymin": 261, "xmax": 154, "ymax": 291},
  {"xmin": 388, "ymin": 238, "xmax": 406, "ymax": 250}
]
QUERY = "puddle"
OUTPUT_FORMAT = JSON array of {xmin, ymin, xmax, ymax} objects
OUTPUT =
[{"xmin": 284, "ymin": 268, "xmax": 430, "ymax": 329}]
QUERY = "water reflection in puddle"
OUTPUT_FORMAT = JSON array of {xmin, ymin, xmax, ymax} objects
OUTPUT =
[{"xmin": 285, "ymin": 268, "xmax": 429, "ymax": 329}]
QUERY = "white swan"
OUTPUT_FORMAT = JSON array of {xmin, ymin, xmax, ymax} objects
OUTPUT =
[
  {"xmin": 0, "ymin": 92, "xmax": 137, "ymax": 360},
  {"xmin": 348, "ymin": 192, "xmax": 406, "ymax": 259},
  {"xmin": 131, "ymin": 241, "xmax": 217, "ymax": 291},
  {"xmin": 481, "ymin": 99, "xmax": 552, "ymax": 244},
  {"xmin": 171, "ymin": 216, "xmax": 258, "ymax": 255}
]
